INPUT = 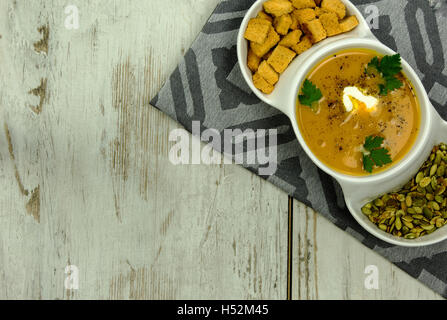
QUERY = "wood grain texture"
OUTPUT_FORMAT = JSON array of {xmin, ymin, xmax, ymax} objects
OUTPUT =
[
  {"xmin": 0, "ymin": 0, "xmax": 287, "ymax": 299},
  {"xmin": 292, "ymin": 201, "xmax": 443, "ymax": 300}
]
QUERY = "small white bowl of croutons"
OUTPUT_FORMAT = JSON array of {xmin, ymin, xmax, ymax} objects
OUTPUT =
[{"xmin": 237, "ymin": 0, "xmax": 371, "ymax": 115}]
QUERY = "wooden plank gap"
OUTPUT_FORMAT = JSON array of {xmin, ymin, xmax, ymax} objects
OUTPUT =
[{"xmin": 287, "ymin": 196, "xmax": 293, "ymax": 300}]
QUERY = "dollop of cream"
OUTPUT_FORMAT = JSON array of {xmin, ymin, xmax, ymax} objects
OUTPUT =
[{"xmin": 343, "ymin": 86, "xmax": 378, "ymax": 112}]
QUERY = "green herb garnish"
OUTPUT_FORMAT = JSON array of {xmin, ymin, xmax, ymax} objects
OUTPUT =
[
  {"xmin": 366, "ymin": 54, "xmax": 403, "ymax": 96},
  {"xmin": 299, "ymin": 79, "xmax": 322, "ymax": 108},
  {"xmin": 379, "ymin": 76, "xmax": 403, "ymax": 95},
  {"xmin": 362, "ymin": 135, "xmax": 392, "ymax": 173}
]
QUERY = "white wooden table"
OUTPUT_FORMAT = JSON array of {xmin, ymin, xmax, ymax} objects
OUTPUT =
[{"xmin": 0, "ymin": 0, "xmax": 442, "ymax": 300}]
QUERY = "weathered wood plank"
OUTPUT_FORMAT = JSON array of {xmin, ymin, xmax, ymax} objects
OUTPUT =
[
  {"xmin": 292, "ymin": 201, "xmax": 443, "ymax": 300},
  {"xmin": 0, "ymin": 0, "xmax": 288, "ymax": 299}
]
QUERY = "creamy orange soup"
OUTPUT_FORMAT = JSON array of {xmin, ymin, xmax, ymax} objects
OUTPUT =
[{"xmin": 296, "ymin": 49, "xmax": 420, "ymax": 175}]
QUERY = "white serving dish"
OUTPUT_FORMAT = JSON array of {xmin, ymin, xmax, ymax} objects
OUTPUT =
[{"xmin": 237, "ymin": 0, "xmax": 447, "ymax": 247}]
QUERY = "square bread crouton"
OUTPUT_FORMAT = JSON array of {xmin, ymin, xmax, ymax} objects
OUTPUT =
[
  {"xmin": 247, "ymin": 49, "xmax": 261, "ymax": 72},
  {"xmin": 250, "ymin": 28, "xmax": 280, "ymax": 57},
  {"xmin": 267, "ymin": 45, "xmax": 297, "ymax": 73},
  {"xmin": 291, "ymin": 35, "xmax": 313, "ymax": 54},
  {"xmin": 340, "ymin": 16, "xmax": 359, "ymax": 33},
  {"xmin": 279, "ymin": 29, "xmax": 303, "ymax": 47},
  {"xmin": 258, "ymin": 61, "xmax": 279, "ymax": 85},
  {"xmin": 253, "ymin": 72, "xmax": 275, "ymax": 94},
  {"xmin": 263, "ymin": 0, "xmax": 294, "ymax": 17},
  {"xmin": 244, "ymin": 18, "xmax": 272, "ymax": 44},
  {"xmin": 321, "ymin": 0, "xmax": 346, "ymax": 19},
  {"xmin": 319, "ymin": 12, "xmax": 342, "ymax": 36},
  {"xmin": 263, "ymin": 50, "xmax": 274, "ymax": 60},
  {"xmin": 291, "ymin": 0, "xmax": 316, "ymax": 9},
  {"xmin": 302, "ymin": 19, "xmax": 327, "ymax": 43},
  {"xmin": 257, "ymin": 11, "xmax": 273, "ymax": 22},
  {"xmin": 274, "ymin": 14, "xmax": 293, "ymax": 35},
  {"xmin": 293, "ymin": 8, "xmax": 316, "ymax": 26},
  {"xmin": 315, "ymin": 7, "xmax": 330, "ymax": 16},
  {"xmin": 290, "ymin": 12, "xmax": 300, "ymax": 29}
]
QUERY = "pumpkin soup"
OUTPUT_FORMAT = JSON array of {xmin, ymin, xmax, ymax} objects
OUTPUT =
[{"xmin": 296, "ymin": 49, "xmax": 420, "ymax": 175}]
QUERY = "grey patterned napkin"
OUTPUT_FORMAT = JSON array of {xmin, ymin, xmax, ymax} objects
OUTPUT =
[{"xmin": 151, "ymin": 0, "xmax": 447, "ymax": 298}]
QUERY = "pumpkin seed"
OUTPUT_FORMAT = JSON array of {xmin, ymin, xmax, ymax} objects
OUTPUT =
[
  {"xmin": 430, "ymin": 164, "xmax": 438, "ymax": 177},
  {"xmin": 395, "ymin": 216, "xmax": 402, "ymax": 230},
  {"xmin": 423, "ymin": 207, "xmax": 433, "ymax": 219},
  {"xmin": 413, "ymin": 207, "xmax": 423, "ymax": 214},
  {"xmin": 420, "ymin": 177, "xmax": 431, "ymax": 188},
  {"xmin": 437, "ymin": 165, "xmax": 445, "ymax": 177},
  {"xmin": 405, "ymin": 195, "xmax": 412, "ymax": 207},
  {"xmin": 415, "ymin": 172, "xmax": 424, "ymax": 184}
]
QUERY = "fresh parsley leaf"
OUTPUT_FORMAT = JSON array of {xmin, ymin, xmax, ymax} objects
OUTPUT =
[
  {"xmin": 379, "ymin": 76, "xmax": 403, "ymax": 95},
  {"xmin": 299, "ymin": 79, "xmax": 322, "ymax": 108},
  {"xmin": 364, "ymin": 136, "xmax": 384, "ymax": 151},
  {"xmin": 362, "ymin": 135, "xmax": 392, "ymax": 173},
  {"xmin": 366, "ymin": 54, "xmax": 403, "ymax": 96},
  {"xmin": 363, "ymin": 154, "xmax": 374, "ymax": 173},
  {"xmin": 370, "ymin": 148, "xmax": 392, "ymax": 167},
  {"xmin": 367, "ymin": 56, "xmax": 380, "ymax": 72},
  {"xmin": 379, "ymin": 54, "xmax": 402, "ymax": 77},
  {"xmin": 367, "ymin": 54, "xmax": 401, "ymax": 77}
]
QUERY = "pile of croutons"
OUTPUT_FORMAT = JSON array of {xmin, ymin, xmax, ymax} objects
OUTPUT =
[{"xmin": 244, "ymin": 0, "xmax": 359, "ymax": 94}]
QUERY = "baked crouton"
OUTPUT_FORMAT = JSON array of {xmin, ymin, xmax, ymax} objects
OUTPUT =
[
  {"xmin": 244, "ymin": 18, "xmax": 272, "ymax": 44},
  {"xmin": 321, "ymin": 0, "xmax": 346, "ymax": 19},
  {"xmin": 302, "ymin": 19, "xmax": 327, "ymax": 43},
  {"xmin": 274, "ymin": 14, "xmax": 293, "ymax": 35},
  {"xmin": 253, "ymin": 72, "xmax": 275, "ymax": 94},
  {"xmin": 290, "ymin": 11, "xmax": 300, "ymax": 29},
  {"xmin": 250, "ymin": 28, "xmax": 280, "ymax": 57},
  {"xmin": 263, "ymin": 0, "xmax": 294, "ymax": 17},
  {"xmin": 340, "ymin": 16, "xmax": 359, "ymax": 33},
  {"xmin": 257, "ymin": 11, "xmax": 273, "ymax": 22},
  {"xmin": 319, "ymin": 12, "xmax": 342, "ymax": 36},
  {"xmin": 267, "ymin": 45, "xmax": 297, "ymax": 73},
  {"xmin": 315, "ymin": 7, "xmax": 330, "ymax": 16},
  {"xmin": 293, "ymin": 8, "xmax": 316, "ymax": 26},
  {"xmin": 291, "ymin": 0, "xmax": 316, "ymax": 9},
  {"xmin": 247, "ymin": 49, "xmax": 261, "ymax": 72},
  {"xmin": 258, "ymin": 61, "xmax": 279, "ymax": 85},
  {"xmin": 291, "ymin": 35, "xmax": 313, "ymax": 54},
  {"xmin": 263, "ymin": 50, "xmax": 274, "ymax": 60},
  {"xmin": 279, "ymin": 29, "xmax": 303, "ymax": 47}
]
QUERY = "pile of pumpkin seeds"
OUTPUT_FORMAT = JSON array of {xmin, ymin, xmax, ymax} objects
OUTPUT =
[{"xmin": 361, "ymin": 143, "xmax": 447, "ymax": 239}]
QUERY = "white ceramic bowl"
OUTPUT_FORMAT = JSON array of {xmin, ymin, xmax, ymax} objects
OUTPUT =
[{"xmin": 237, "ymin": 0, "xmax": 447, "ymax": 247}]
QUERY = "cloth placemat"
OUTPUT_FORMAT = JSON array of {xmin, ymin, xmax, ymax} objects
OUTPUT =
[{"xmin": 151, "ymin": 0, "xmax": 447, "ymax": 298}]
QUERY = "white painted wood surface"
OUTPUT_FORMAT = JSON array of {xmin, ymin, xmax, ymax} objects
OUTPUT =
[
  {"xmin": 0, "ymin": 0, "xmax": 441, "ymax": 300},
  {"xmin": 292, "ymin": 201, "xmax": 442, "ymax": 299}
]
